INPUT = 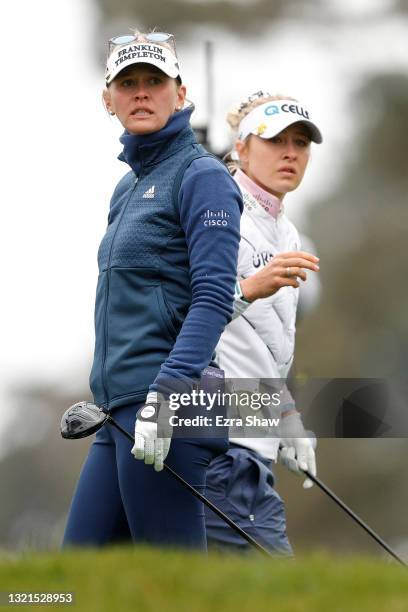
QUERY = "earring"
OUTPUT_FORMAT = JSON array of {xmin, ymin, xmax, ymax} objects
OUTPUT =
[
  {"xmin": 109, "ymin": 111, "xmax": 115, "ymax": 116},
  {"xmin": 176, "ymin": 106, "xmax": 182, "ymax": 111}
]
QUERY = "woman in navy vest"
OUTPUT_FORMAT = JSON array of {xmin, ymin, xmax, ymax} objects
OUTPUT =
[{"xmin": 63, "ymin": 31, "xmax": 243, "ymax": 549}]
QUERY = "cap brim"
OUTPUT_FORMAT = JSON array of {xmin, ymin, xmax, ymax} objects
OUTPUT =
[
  {"xmin": 260, "ymin": 118, "xmax": 323, "ymax": 144},
  {"xmin": 239, "ymin": 99, "xmax": 323, "ymax": 144},
  {"xmin": 106, "ymin": 58, "xmax": 179, "ymax": 84}
]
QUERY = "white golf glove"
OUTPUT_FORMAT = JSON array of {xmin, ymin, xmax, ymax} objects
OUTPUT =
[
  {"xmin": 278, "ymin": 411, "xmax": 317, "ymax": 489},
  {"xmin": 131, "ymin": 392, "xmax": 172, "ymax": 472}
]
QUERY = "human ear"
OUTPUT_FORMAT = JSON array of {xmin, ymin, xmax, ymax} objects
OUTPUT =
[
  {"xmin": 235, "ymin": 139, "xmax": 249, "ymax": 165},
  {"xmin": 175, "ymin": 84, "xmax": 187, "ymax": 111},
  {"xmin": 102, "ymin": 88, "xmax": 115, "ymax": 116}
]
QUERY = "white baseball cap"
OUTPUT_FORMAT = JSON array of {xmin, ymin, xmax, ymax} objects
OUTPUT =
[
  {"xmin": 238, "ymin": 99, "xmax": 323, "ymax": 143},
  {"xmin": 105, "ymin": 41, "xmax": 180, "ymax": 85}
]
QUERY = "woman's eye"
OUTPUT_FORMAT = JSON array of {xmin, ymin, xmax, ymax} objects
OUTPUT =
[
  {"xmin": 270, "ymin": 136, "xmax": 282, "ymax": 144},
  {"xmin": 149, "ymin": 77, "xmax": 162, "ymax": 85},
  {"xmin": 296, "ymin": 139, "xmax": 310, "ymax": 147},
  {"xmin": 121, "ymin": 79, "xmax": 134, "ymax": 87}
]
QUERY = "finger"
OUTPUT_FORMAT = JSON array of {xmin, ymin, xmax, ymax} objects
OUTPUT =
[
  {"xmin": 131, "ymin": 434, "xmax": 145, "ymax": 460},
  {"xmin": 276, "ymin": 273, "xmax": 300, "ymax": 287},
  {"xmin": 303, "ymin": 478, "xmax": 314, "ymax": 489},
  {"xmin": 283, "ymin": 267, "xmax": 307, "ymax": 281},
  {"xmin": 282, "ymin": 258, "xmax": 319, "ymax": 272},
  {"xmin": 295, "ymin": 442, "xmax": 309, "ymax": 472},
  {"xmin": 162, "ymin": 438, "xmax": 171, "ymax": 461},
  {"xmin": 305, "ymin": 431, "xmax": 317, "ymax": 451},
  {"xmin": 307, "ymin": 446, "xmax": 317, "ymax": 478},
  {"xmin": 286, "ymin": 447, "xmax": 300, "ymax": 474},
  {"xmin": 280, "ymin": 446, "xmax": 300, "ymax": 475},
  {"xmin": 144, "ymin": 438, "xmax": 155, "ymax": 465},
  {"xmin": 154, "ymin": 438, "xmax": 164, "ymax": 472},
  {"xmin": 285, "ymin": 278, "xmax": 300, "ymax": 289},
  {"xmin": 279, "ymin": 251, "xmax": 319, "ymax": 263},
  {"xmin": 279, "ymin": 446, "xmax": 291, "ymax": 468},
  {"xmin": 279, "ymin": 446, "xmax": 289, "ymax": 461}
]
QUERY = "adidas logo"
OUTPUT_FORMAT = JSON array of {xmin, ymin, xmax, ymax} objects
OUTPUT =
[{"xmin": 142, "ymin": 185, "xmax": 155, "ymax": 199}]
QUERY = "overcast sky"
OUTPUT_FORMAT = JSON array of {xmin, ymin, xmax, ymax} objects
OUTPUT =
[{"xmin": 1, "ymin": 0, "xmax": 407, "ymax": 440}]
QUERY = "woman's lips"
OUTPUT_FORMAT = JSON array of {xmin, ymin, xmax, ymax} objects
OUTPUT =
[
  {"xmin": 131, "ymin": 108, "xmax": 153, "ymax": 116},
  {"xmin": 278, "ymin": 167, "xmax": 296, "ymax": 175}
]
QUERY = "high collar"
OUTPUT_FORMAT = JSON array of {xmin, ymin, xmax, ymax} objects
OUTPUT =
[
  {"xmin": 118, "ymin": 106, "xmax": 195, "ymax": 175},
  {"xmin": 234, "ymin": 169, "xmax": 283, "ymax": 219}
]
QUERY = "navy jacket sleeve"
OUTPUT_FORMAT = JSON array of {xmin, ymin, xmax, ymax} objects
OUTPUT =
[{"xmin": 150, "ymin": 157, "xmax": 243, "ymax": 394}]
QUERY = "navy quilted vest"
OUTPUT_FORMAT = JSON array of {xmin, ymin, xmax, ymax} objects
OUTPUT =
[{"xmin": 89, "ymin": 125, "xmax": 209, "ymax": 409}]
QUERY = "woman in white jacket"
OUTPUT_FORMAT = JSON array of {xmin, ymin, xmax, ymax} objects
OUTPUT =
[{"xmin": 205, "ymin": 92, "xmax": 323, "ymax": 554}]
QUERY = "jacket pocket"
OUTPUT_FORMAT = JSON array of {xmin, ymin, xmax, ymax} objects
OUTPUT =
[
  {"xmin": 156, "ymin": 285, "xmax": 179, "ymax": 339},
  {"xmin": 104, "ymin": 267, "xmax": 177, "ymax": 401}
]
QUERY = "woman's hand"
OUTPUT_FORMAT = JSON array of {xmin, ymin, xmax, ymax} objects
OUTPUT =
[
  {"xmin": 131, "ymin": 392, "xmax": 172, "ymax": 471},
  {"xmin": 240, "ymin": 251, "xmax": 319, "ymax": 302},
  {"xmin": 278, "ymin": 411, "xmax": 317, "ymax": 489}
]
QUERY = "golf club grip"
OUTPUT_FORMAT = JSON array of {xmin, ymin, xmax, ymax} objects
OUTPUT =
[
  {"xmin": 107, "ymin": 416, "xmax": 272, "ymax": 557},
  {"xmin": 302, "ymin": 468, "xmax": 406, "ymax": 567}
]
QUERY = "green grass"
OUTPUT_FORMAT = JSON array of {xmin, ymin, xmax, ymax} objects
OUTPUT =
[{"xmin": 0, "ymin": 547, "xmax": 407, "ymax": 611}]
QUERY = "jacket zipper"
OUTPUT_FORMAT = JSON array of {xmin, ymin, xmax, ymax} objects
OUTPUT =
[{"xmin": 101, "ymin": 174, "xmax": 141, "ymax": 407}]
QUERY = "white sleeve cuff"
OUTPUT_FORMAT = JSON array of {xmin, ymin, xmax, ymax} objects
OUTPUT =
[{"xmin": 232, "ymin": 280, "xmax": 251, "ymax": 320}]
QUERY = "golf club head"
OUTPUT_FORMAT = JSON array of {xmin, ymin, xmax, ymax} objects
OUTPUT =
[{"xmin": 61, "ymin": 401, "xmax": 109, "ymax": 439}]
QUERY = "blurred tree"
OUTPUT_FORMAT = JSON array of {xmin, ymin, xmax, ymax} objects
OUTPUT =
[
  {"xmin": 0, "ymin": 384, "xmax": 89, "ymax": 550},
  {"xmin": 95, "ymin": 0, "xmax": 324, "ymax": 35},
  {"xmin": 397, "ymin": 0, "xmax": 408, "ymax": 12},
  {"xmin": 296, "ymin": 72, "xmax": 408, "ymax": 381}
]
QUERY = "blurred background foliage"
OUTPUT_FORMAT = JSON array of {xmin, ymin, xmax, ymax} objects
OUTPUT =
[
  {"xmin": 98, "ymin": 0, "xmax": 321, "ymax": 34},
  {"xmin": 1, "ymin": 0, "xmax": 408, "ymax": 559},
  {"xmin": 296, "ymin": 72, "xmax": 408, "ymax": 382}
]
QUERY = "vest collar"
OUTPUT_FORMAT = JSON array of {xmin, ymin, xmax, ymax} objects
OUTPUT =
[{"xmin": 118, "ymin": 106, "xmax": 196, "ymax": 174}]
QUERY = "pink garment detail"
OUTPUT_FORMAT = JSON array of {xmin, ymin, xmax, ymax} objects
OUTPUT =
[{"xmin": 234, "ymin": 169, "xmax": 282, "ymax": 219}]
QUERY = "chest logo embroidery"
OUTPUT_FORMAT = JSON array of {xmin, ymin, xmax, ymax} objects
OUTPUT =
[{"xmin": 142, "ymin": 185, "xmax": 155, "ymax": 199}]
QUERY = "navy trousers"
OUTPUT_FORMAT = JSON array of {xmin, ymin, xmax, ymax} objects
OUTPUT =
[
  {"xmin": 62, "ymin": 402, "xmax": 227, "ymax": 550},
  {"xmin": 205, "ymin": 444, "xmax": 293, "ymax": 555}
]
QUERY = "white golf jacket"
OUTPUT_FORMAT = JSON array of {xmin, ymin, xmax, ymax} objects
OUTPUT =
[{"xmin": 215, "ymin": 169, "xmax": 301, "ymax": 459}]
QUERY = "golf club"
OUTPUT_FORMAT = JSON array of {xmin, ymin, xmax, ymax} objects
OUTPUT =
[
  {"xmin": 299, "ymin": 468, "xmax": 406, "ymax": 567},
  {"xmin": 61, "ymin": 402, "xmax": 406, "ymax": 565},
  {"xmin": 61, "ymin": 401, "xmax": 272, "ymax": 557}
]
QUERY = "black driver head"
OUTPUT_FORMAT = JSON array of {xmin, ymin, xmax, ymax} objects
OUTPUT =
[{"xmin": 61, "ymin": 401, "xmax": 109, "ymax": 439}]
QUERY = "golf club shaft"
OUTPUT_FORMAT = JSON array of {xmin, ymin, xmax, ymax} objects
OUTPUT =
[
  {"xmin": 107, "ymin": 415, "xmax": 272, "ymax": 557},
  {"xmin": 303, "ymin": 469, "xmax": 406, "ymax": 567}
]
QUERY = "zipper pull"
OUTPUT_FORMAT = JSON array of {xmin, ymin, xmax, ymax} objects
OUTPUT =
[{"xmin": 134, "ymin": 177, "xmax": 139, "ymax": 185}]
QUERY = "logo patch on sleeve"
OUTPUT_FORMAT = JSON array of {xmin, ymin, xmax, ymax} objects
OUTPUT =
[{"xmin": 200, "ymin": 209, "xmax": 230, "ymax": 227}]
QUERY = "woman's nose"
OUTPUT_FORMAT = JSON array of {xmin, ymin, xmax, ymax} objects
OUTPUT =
[
  {"xmin": 283, "ymin": 141, "xmax": 297, "ymax": 159},
  {"xmin": 134, "ymin": 84, "xmax": 149, "ymax": 99}
]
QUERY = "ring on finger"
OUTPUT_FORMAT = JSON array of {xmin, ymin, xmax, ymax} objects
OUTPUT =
[{"xmin": 286, "ymin": 267, "xmax": 292, "ymax": 277}]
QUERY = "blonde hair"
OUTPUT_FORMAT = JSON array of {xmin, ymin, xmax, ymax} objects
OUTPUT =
[{"xmin": 225, "ymin": 92, "xmax": 297, "ymax": 173}]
